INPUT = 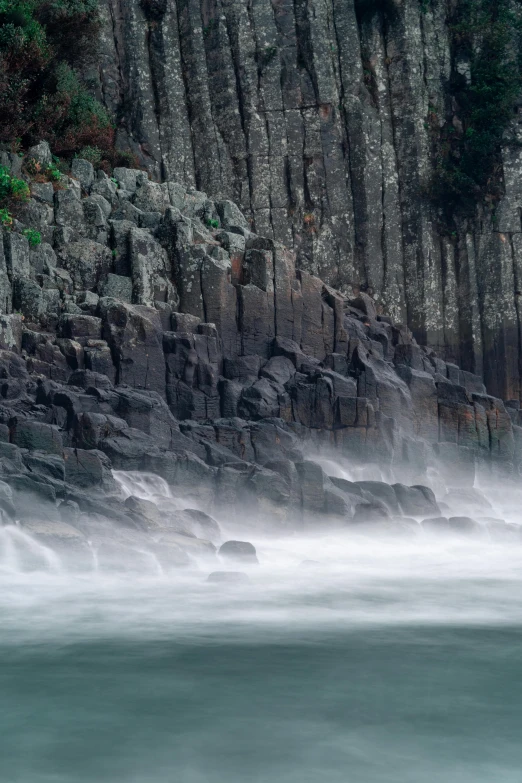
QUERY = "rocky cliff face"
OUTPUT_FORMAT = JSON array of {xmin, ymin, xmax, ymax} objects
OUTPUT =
[
  {"xmin": 93, "ymin": 0, "xmax": 522, "ymax": 403},
  {"xmin": 0, "ymin": 141, "xmax": 519, "ymax": 560},
  {"xmin": 0, "ymin": 141, "xmax": 519, "ymax": 530}
]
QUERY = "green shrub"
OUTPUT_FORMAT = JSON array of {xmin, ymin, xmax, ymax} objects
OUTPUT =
[
  {"xmin": 26, "ymin": 156, "xmax": 62, "ymax": 182},
  {"xmin": 206, "ymin": 218, "xmax": 219, "ymax": 229},
  {"xmin": 22, "ymin": 226, "xmax": 41, "ymax": 245},
  {"xmin": 46, "ymin": 163, "xmax": 61, "ymax": 181},
  {"xmin": 0, "ymin": 206, "xmax": 13, "ymax": 227},
  {"xmin": 0, "ymin": 0, "xmax": 115, "ymax": 160},
  {"xmin": 0, "ymin": 166, "xmax": 12, "ymax": 200},
  {"xmin": 109, "ymin": 149, "xmax": 141, "ymax": 169},
  {"xmin": 0, "ymin": 165, "xmax": 30, "ymax": 202},
  {"xmin": 78, "ymin": 145, "xmax": 102, "ymax": 166},
  {"xmin": 53, "ymin": 62, "xmax": 111, "ymax": 130},
  {"xmin": 430, "ymin": 0, "xmax": 522, "ymax": 215},
  {"xmin": 0, "ymin": 165, "xmax": 30, "ymax": 230},
  {"xmin": 10, "ymin": 175, "xmax": 30, "ymax": 201}
]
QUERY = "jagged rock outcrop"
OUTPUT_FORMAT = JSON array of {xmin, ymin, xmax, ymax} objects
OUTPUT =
[
  {"xmin": 90, "ymin": 0, "xmax": 522, "ymax": 403},
  {"xmin": 0, "ymin": 147, "xmax": 519, "ymax": 559}
]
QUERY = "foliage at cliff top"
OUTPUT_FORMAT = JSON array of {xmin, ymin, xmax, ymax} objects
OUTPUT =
[
  {"xmin": 0, "ymin": 0, "xmax": 128, "ymax": 167},
  {"xmin": 431, "ymin": 0, "xmax": 522, "ymax": 217}
]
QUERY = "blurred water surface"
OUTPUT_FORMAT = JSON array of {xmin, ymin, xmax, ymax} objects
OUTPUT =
[{"xmin": 1, "ymin": 532, "xmax": 522, "ymax": 783}]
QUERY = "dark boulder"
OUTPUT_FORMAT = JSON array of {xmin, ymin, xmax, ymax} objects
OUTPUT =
[
  {"xmin": 351, "ymin": 502, "xmax": 391, "ymax": 525},
  {"xmin": 421, "ymin": 516, "xmax": 482, "ymax": 534},
  {"xmin": 219, "ymin": 540, "xmax": 258, "ymax": 564},
  {"xmin": 207, "ymin": 571, "xmax": 250, "ymax": 584},
  {"xmin": 393, "ymin": 484, "xmax": 439, "ymax": 517},
  {"xmin": 10, "ymin": 418, "xmax": 63, "ymax": 455},
  {"xmin": 63, "ymin": 448, "xmax": 116, "ymax": 490},
  {"xmin": 355, "ymin": 481, "xmax": 400, "ymax": 514}
]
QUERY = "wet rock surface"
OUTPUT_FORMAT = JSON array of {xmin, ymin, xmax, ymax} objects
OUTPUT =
[
  {"xmin": 207, "ymin": 571, "xmax": 250, "ymax": 584},
  {"xmin": 219, "ymin": 540, "xmax": 259, "ymax": 564},
  {"xmin": 0, "ymin": 149, "xmax": 520, "ymax": 563}
]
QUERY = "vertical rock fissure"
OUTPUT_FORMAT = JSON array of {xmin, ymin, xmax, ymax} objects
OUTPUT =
[
  {"xmin": 509, "ymin": 232, "xmax": 522, "ymax": 402},
  {"xmin": 83, "ymin": 0, "xmax": 522, "ymax": 399},
  {"xmin": 330, "ymin": 0, "xmax": 357, "ymax": 288}
]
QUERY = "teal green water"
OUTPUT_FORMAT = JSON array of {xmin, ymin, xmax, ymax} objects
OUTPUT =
[
  {"xmin": 1, "ymin": 533, "xmax": 522, "ymax": 782},
  {"xmin": 2, "ymin": 627, "xmax": 522, "ymax": 782}
]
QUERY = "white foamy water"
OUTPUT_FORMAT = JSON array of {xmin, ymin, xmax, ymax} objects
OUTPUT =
[
  {"xmin": 2, "ymin": 461, "xmax": 522, "ymax": 644},
  {"xmin": 113, "ymin": 470, "xmax": 180, "ymax": 502},
  {"xmin": 2, "ymin": 465, "xmax": 522, "ymax": 782},
  {"xmin": 1, "ymin": 533, "xmax": 522, "ymax": 647}
]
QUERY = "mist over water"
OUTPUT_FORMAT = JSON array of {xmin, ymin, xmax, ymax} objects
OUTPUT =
[{"xmin": 2, "ymin": 459, "xmax": 522, "ymax": 782}]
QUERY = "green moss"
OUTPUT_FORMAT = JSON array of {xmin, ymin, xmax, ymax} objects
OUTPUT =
[
  {"xmin": 206, "ymin": 218, "xmax": 219, "ymax": 230},
  {"xmin": 258, "ymin": 44, "xmax": 278, "ymax": 69},
  {"xmin": 22, "ymin": 227, "xmax": 41, "ymax": 245}
]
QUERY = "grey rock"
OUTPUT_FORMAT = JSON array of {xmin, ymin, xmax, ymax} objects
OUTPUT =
[
  {"xmin": 63, "ymin": 448, "xmax": 115, "ymax": 489},
  {"xmin": 355, "ymin": 482, "xmax": 401, "ymax": 515},
  {"xmin": 5, "ymin": 233, "xmax": 31, "ymax": 280},
  {"xmin": 83, "ymin": 194, "xmax": 112, "ymax": 227},
  {"xmin": 422, "ymin": 516, "xmax": 482, "ymax": 535},
  {"xmin": 10, "ymin": 418, "xmax": 63, "ymax": 455},
  {"xmin": 101, "ymin": 300, "xmax": 166, "ymax": 397},
  {"xmin": 352, "ymin": 502, "xmax": 391, "ymax": 525},
  {"xmin": 218, "ymin": 540, "xmax": 258, "ymax": 564},
  {"xmin": 13, "ymin": 279, "xmax": 44, "ymax": 321},
  {"xmin": 113, "ymin": 168, "xmax": 139, "ymax": 194},
  {"xmin": 129, "ymin": 228, "xmax": 173, "ymax": 306},
  {"xmin": 216, "ymin": 200, "xmax": 248, "ymax": 230},
  {"xmin": 91, "ymin": 172, "xmax": 118, "ymax": 204},
  {"xmin": 71, "ymin": 159, "xmax": 95, "ymax": 190},
  {"xmin": 59, "ymin": 314, "xmax": 102, "ymax": 341},
  {"xmin": 100, "ymin": 273, "xmax": 133, "ymax": 303},
  {"xmin": 133, "ymin": 179, "xmax": 170, "ymax": 212},
  {"xmin": 207, "ymin": 571, "xmax": 250, "ymax": 584},
  {"xmin": 59, "ymin": 240, "xmax": 112, "ymax": 291},
  {"xmin": 28, "ymin": 141, "xmax": 52, "ymax": 168},
  {"xmin": 30, "ymin": 182, "xmax": 54, "ymax": 204},
  {"xmin": 55, "ymin": 188, "xmax": 85, "ymax": 232},
  {"xmin": 393, "ymin": 484, "xmax": 440, "ymax": 517}
]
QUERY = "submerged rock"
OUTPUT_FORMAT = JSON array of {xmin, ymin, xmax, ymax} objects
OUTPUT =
[
  {"xmin": 443, "ymin": 488, "xmax": 493, "ymax": 513},
  {"xmin": 207, "ymin": 571, "xmax": 250, "ymax": 584},
  {"xmin": 355, "ymin": 481, "xmax": 400, "ymax": 515},
  {"xmin": 218, "ymin": 540, "xmax": 258, "ymax": 564},
  {"xmin": 421, "ymin": 516, "xmax": 482, "ymax": 535},
  {"xmin": 351, "ymin": 502, "xmax": 391, "ymax": 525},
  {"xmin": 393, "ymin": 484, "xmax": 440, "ymax": 517}
]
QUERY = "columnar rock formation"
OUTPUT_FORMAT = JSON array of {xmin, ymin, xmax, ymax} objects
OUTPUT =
[
  {"xmin": 92, "ymin": 0, "xmax": 522, "ymax": 403},
  {"xmin": 0, "ymin": 143, "xmax": 519, "ymax": 545}
]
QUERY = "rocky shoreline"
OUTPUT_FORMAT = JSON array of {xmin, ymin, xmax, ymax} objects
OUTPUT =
[{"xmin": 0, "ymin": 142, "xmax": 520, "ymax": 565}]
